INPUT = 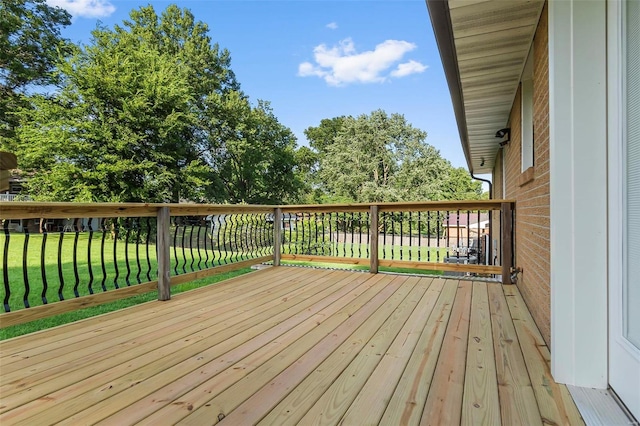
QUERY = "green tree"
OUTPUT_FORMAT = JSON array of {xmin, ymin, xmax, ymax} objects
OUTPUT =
[
  {"xmin": 17, "ymin": 40, "xmax": 199, "ymax": 202},
  {"xmin": 0, "ymin": 0, "xmax": 72, "ymax": 146},
  {"xmin": 205, "ymin": 97, "xmax": 304, "ymax": 204},
  {"xmin": 306, "ymin": 110, "xmax": 484, "ymax": 203},
  {"xmin": 317, "ymin": 110, "xmax": 446, "ymax": 202},
  {"xmin": 13, "ymin": 4, "xmax": 303, "ymax": 204}
]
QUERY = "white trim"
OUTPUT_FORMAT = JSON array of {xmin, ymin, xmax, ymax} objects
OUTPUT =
[
  {"xmin": 549, "ymin": 0, "xmax": 608, "ymax": 388},
  {"xmin": 608, "ymin": 0, "xmax": 640, "ymax": 419},
  {"xmin": 522, "ymin": 49, "xmax": 535, "ymax": 172}
]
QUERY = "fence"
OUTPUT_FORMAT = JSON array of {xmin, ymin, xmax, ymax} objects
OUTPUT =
[{"xmin": 1, "ymin": 200, "xmax": 514, "ymax": 327}]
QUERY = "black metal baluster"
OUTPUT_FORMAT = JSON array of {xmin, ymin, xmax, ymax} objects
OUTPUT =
[
  {"xmin": 40, "ymin": 225, "xmax": 49, "ymax": 304},
  {"xmin": 436, "ymin": 212, "xmax": 441, "ymax": 263},
  {"xmin": 195, "ymin": 220, "xmax": 202, "ymax": 270},
  {"xmin": 357, "ymin": 212, "xmax": 362, "ymax": 259},
  {"xmin": 113, "ymin": 219, "xmax": 120, "ymax": 289},
  {"xmin": 124, "ymin": 218, "xmax": 132, "ymax": 286},
  {"xmin": 365, "ymin": 211, "xmax": 370, "ymax": 260},
  {"xmin": 477, "ymin": 210, "xmax": 482, "ymax": 264},
  {"xmin": 350, "ymin": 212, "xmax": 354, "ymax": 258},
  {"xmin": 391, "ymin": 213, "xmax": 395, "ymax": 260},
  {"xmin": 21, "ymin": 225, "xmax": 30, "ymax": 308},
  {"xmin": 145, "ymin": 217, "xmax": 152, "ymax": 281},
  {"xmin": 3, "ymin": 221, "xmax": 11, "ymax": 311},
  {"xmin": 173, "ymin": 219, "xmax": 179, "ymax": 274},
  {"xmin": 72, "ymin": 219, "xmax": 81, "ymax": 297},
  {"xmin": 216, "ymin": 215, "xmax": 224, "ymax": 265},
  {"xmin": 409, "ymin": 212, "xmax": 413, "ymax": 261},
  {"xmin": 58, "ymin": 229, "xmax": 66, "ymax": 299},
  {"xmin": 299, "ymin": 213, "xmax": 305, "ymax": 256},
  {"xmin": 399, "ymin": 213, "xmax": 403, "ymax": 261},
  {"xmin": 238, "ymin": 214, "xmax": 246, "ymax": 260},
  {"xmin": 467, "ymin": 211, "xmax": 471, "ymax": 261},
  {"xmin": 418, "ymin": 211, "xmax": 422, "ymax": 262},
  {"xmin": 203, "ymin": 217, "xmax": 210, "ymax": 268},
  {"xmin": 210, "ymin": 216, "xmax": 217, "ymax": 265},
  {"xmin": 382, "ymin": 212, "xmax": 387, "ymax": 259},
  {"xmin": 425, "ymin": 211, "xmax": 430, "ymax": 262},
  {"xmin": 221, "ymin": 215, "xmax": 229, "ymax": 265},
  {"xmin": 233, "ymin": 214, "xmax": 240, "ymax": 262},
  {"xmin": 456, "ymin": 210, "xmax": 461, "ymax": 260},
  {"xmin": 134, "ymin": 218, "xmax": 142, "ymax": 284},
  {"xmin": 181, "ymin": 219, "xmax": 188, "ymax": 273},
  {"xmin": 87, "ymin": 218, "xmax": 94, "ymax": 294},
  {"xmin": 328, "ymin": 213, "xmax": 333, "ymax": 256},
  {"xmin": 189, "ymin": 220, "xmax": 196, "ymax": 271},
  {"xmin": 100, "ymin": 219, "xmax": 107, "ymax": 292}
]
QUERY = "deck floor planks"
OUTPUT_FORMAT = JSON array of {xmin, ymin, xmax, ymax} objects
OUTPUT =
[
  {"xmin": 1, "ymin": 267, "xmax": 303, "ymax": 366},
  {"xmin": 503, "ymin": 285, "xmax": 585, "ymax": 426},
  {"xmin": 0, "ymin": 267, "xmax": 586, "ymax": 426},
  {"xmin": 298, "ymin": 278, "xmax": 447, "ymax": 426},
  {"xmin": 0, "ymin": 267, "xmax": 289, "ymax": 357},
  {"xmin": 420, "ymin": 280, "xmax": 473, "ymax": 426},
  {"xmin": 96, "ymin": 271, "xmax": 389, "ymax": 425},
  {"xmin": 265, "ymin": 276, "xmax": 430, "ymax": 426},
  {"xmin": 379, "ymin": 279, "xmax": 459, "ymax": 425},
  {"xmin": 133, "ymin": 273, "xmax": 396, "ymax": 426},
  {"xmin": 5, "ymin": 269, "xmax": 358, "ymax": 424},
  {"xmin": 0, "ymin": 267, "xmax": 312, "ymax": 397},
  {"xmin": 176, "ymin": 275, "xmax": 410, "ymax": 425},
  {"xmin": 0, "ymin": 268, "xmax": 337, "ymax": 415},
  {"xmin": 487, "ymin": 283, "xmax": 542, "ymax": 425},
  {"xmin": 461, "ymin": 281, "xmax": 501, "ymax": 425}
]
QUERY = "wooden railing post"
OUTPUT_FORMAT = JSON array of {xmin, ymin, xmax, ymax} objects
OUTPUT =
[
  {"xmin": 157, "ymin": 206, "xmax": 171, "ymax": 300},
  {"xmin": 369, "ymin": 205, "xmax": 379, "ymax": 274},
  {"xmin": 273, "ymin": 207, "xmax": 282, "ymax": 266},
  {"xmin": 501, "ymin": 202, "xmax": 514, "ymax": 285}
]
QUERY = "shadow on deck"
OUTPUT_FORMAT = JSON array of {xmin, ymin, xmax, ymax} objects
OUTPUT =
[{"xmin": 0, "ymin": 266, "xmax": 583, "ymax": 425}]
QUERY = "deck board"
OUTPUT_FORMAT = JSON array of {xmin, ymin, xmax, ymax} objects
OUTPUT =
[{"xmin": 0, "ymin": 267, "xmax": 584, "ymax": 425}]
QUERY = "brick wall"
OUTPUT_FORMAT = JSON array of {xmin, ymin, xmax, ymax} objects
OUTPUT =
[{"xmin": 493, "ymin": 2, "xmax": 551, "ymax": 345}]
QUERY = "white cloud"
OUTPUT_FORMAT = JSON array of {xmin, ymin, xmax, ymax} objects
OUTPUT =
[
  {"xmin": 326, "ymin": 22, "xmax": 338, "ymax": 30},
  {"xmin": 298, "ymin": 38, "xmax": 426, "ymax": 86},
  {"xmin": 391, "ymin": 60, "xmax": 428, "ymax": 77},
  {"xmin": 47, "ymin": 0, "xmax": 115, "ymax": 18}
]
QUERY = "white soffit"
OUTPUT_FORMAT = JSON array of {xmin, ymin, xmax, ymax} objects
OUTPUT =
[{"xmin": 448, "ymin": 0, "xmax": 544, "ymax": 173}]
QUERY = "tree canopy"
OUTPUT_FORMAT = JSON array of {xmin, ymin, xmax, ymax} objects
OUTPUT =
[
  {"xmin": 8, "ymin": 4, "xmax": 304, "ymax": 203},
  {"xmin": 2, "ymin": 2, "xmax": 482, "ymax": 205},
  {"xmin": 0, "ymin": 0, "xmax": 71, "ymax": 145},
  {"xmin": 305, "ymin": 110, "xmax": 483, "ymax": 203}
]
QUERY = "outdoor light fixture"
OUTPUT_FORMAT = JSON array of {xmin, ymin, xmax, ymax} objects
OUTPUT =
[
  {"xmin": 480, "ymin": 157, "xmax": 485, "ymax": 167},
  {"xmin": 496, "ymin": 128, "xmax": 511, "ymax": 146}
]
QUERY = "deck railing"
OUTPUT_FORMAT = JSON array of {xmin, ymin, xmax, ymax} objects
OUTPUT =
[
  {"xmin": 278, "ymin": 200, "xmax": 513, "ymax": 279},
  {"xmin": 0, "ymin": 200, "xmax": 514, "ymax": 326}
]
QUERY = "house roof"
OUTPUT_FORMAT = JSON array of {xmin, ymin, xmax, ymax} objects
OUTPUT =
[
  {"xmin": 426, "ymin": 0, "xmax": 544, "ymax": 174},
  {"xmin": 441, "ymin": 212, "xmax": 489, "ymax": 227}
]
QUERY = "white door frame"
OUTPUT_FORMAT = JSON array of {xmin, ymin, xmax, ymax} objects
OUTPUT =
[
  {"xmin": 548, "ymin": 0, "xmax": 608, "ymax": 388},
  {"xmin": 607, "ymin": 0, "xmax": 640, "ymax": 419}
]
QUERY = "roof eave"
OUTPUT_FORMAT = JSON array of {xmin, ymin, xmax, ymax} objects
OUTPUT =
[{"xmin": 426, "ymin": 0, "xmax": 474, "ymax": 174}]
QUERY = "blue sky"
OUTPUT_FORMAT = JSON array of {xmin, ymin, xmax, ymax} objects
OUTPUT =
[{"xmin": 46, "ymin": 0, "xmax": 467, "ymax": 169}]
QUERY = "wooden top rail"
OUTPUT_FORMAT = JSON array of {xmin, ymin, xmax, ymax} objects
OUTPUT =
[
  {"xmin": 0, "ymin": 202, "xmax": 276, "ymax": 220},
  {"xmin": 0, "ymin": 200, "xmax": 515, "ymax": 220},
  {"xmin": 281, "ymin": 200, "xmax": 514, "ymax": 213}
]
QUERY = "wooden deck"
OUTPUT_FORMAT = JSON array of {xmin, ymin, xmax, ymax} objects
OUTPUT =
[{"xmin": 0, "ymin": 266, "xmax": 583, "ymax": 425}]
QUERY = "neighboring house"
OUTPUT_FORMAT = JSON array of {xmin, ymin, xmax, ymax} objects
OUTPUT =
[
  {"xmin": 265, "ymin": 213, "xmax": 298, "ymax": 231},
  {"xmin": 441, "ymin": 212, "xmax": 489, "ymax": 242},
  {"xmin": 427, "ymin": 0, "xmax": 639, "ymax": 419}
]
